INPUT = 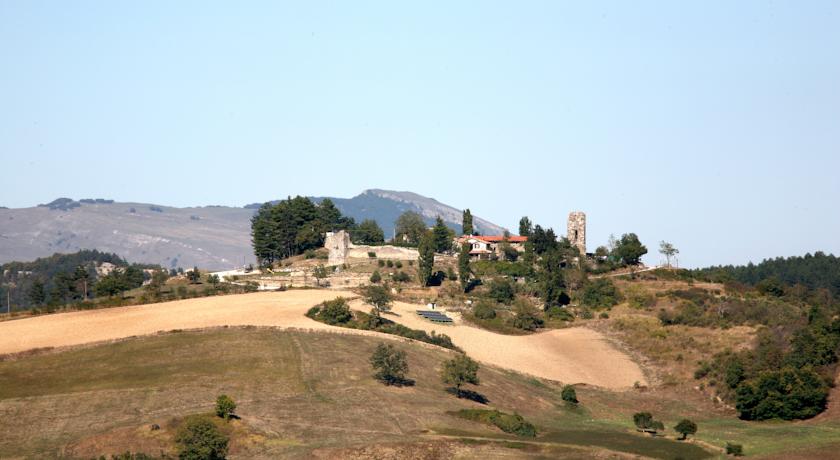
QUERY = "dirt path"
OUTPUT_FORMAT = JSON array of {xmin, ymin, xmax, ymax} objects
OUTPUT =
[{"xmin": 0, "ymin": 291, "xmax": 646, "ymax": 389}]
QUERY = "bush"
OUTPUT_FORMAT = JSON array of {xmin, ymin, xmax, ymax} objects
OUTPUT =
[
  {"xmin": 377, "ymin": 259, "xmax": 385, "ymax": 267},
  {"xmin": 446, "ymin": 266, "xmax": 457, "ymax": 281},
  {"xmin": 369, "ymin": 342, "xmax": 409, "ymax": 385},
  {"xmin": 726, "ymin": 443, "xmax": 744, "ymax": 456},
  {"xmin": 581, "ymin": 279, "xmax": 620, "ymax": 308},
  {"xmin": 580, "ymin": 308, "xmax": 594, "ymax": 319},
  {"xmin": 561, "ymin": 385, "xmax": 578, "ymax": 404},
  {"xmin": 487, "ymin": 279, "xmax": 516, "ymax": 303},
  {"xmin": 385, "ymin": 259, "xmax": 394, "ymax": 268},
  {"xmin": 735, "ymin": 366, "xmax": 828, "ymax": 420},
  {"xmin": 318, "ymin": 297, "xmax": 353, "ymax": 325},
  {"xmin": 633, "ymin": 412, "xmax": 664, "ymax": 434},
  {"xmin": 370, "ymin": 270, "xmax": 382, "ymax": 283},
  {"xmin": 546, "ymin": 305, "xmax": 574, "ymax": 321},
  {"xmin": 456, "ymin": 409, "xmax": 537, "ymax": 437},
  {"xmin": 304, "ymin": 249, "xmax": 317, "ymax": 259},
  {"xmin": 511, "ymin": 302, "xmax": 544, "ymax": 331},
  {"xmin": 625, "ymin": 285, "xmax": 656, "ymax": 310},
  {"xmin": 392, "ymin": 271, "xmax": 411, "ymax": 283},
  {"xmin": 395, "ymin": 260, "xmax": 403, "ymax": 268},
  {"xmin": 175, "ymin": 416, "xmax": 229, "ymax": 460},
  {"xmin": 368, "ymin": 251, "xmax": 377, "ymax": 258},
  {"xmin": 215, "ymin": 395, "xmax": 236, "ymax": 420},
  {"xmin": 599, "ymin": 312, "xmax": 609, "ymax": 319},
  {"xmin": 472, "ymin": 301, "xmax": 497, "ymax": 320}
]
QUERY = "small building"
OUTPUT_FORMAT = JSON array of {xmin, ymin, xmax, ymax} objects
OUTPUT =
[{"xmin": 454, "ymin": 235, "xmax": 528, "ymax": 260}]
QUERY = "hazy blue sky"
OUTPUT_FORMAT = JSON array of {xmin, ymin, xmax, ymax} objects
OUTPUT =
[{"xmin": 1, "ymin": 1, "xmax": 838, "ymax": 267}]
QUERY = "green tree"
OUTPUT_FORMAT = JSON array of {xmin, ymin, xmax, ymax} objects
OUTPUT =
[
  {"xmin": 370, "ymin": 270, "xmax": 382, "ymax": 284},
  {"xmin": 580, "ymin": 279, "xmax": 619, "ymax": 308},
  {"xmin": 74, "ymin": 265, "xmax": 91, "ymax": 300},
  {"xmin": 215, "ymin": 395, "xmax": 236, "ymax": 420},
  {"xmin": 488, "ymin": 279, "xmax": 515, "ymax": 303},
  {"xmin": 462, "ymin": 209, "xmax": 474, "ymax": 235},
  {"xmin": 537, "ymin": 249, "xmax": 570, "ymax": 308},
  {"xmin": 28, "ymin": 280, "xmax": 46, "ymax": 306},
  {"xmin": 441, "ymin": 354, "xmax": 480, "ymax": 396},
  {"xmin": 432, "ymin": 216, "xmax": 453, "ymax": 253},
  {"xmin": 312, "ymin": 264, "xmax": 328, "ymax": 287},
  {"xmin": 518, "ymin": 216, "xmax": 533, "ymax": 237},
  {"xmin": 673, "ymin": 419, "xmax": 697, "ymax": 440},
  {"xmin": 458, "ymin": 243, "xmax": 472, "ymax": 292},
  {"xmin": 175, "ymin": 416, "xmax": 229, "ymax": 460},
  {"xmin": 318, "ymin": 297, "xmax": 353, "ymax": 324},
  {"xmin": 659, "ymin": 241, "xmax": 679, "ymax": 268},
  {"xmin": 613, "ymin": 233, "xmax": 648, "ymax": 266},
  {"xmin": 735, "ymin": 366, "xmax": 828, "ymax": 420},
  {"xmin": 207, "ymin": 273, "xmax": 220, "ymax": 288},
  {"xmin": 394, "ymin": 211, "xmax": 427, "ymax": 245},
  {"xmin": 354, "ymin": 219, "xmax": 385, "ymax": 245},
  {"xmin": 633, "ymin": 412, "xmax": 664, "ymax": 434},
  {"xmin": 364, "ymin": 284, "xmax": 393, "ymax": 316},
  {"xmin": 187, "ymin": 267, "xmax": 201, "ymax": 284},
  {"xmin": 561, "ymin": 385, "xmax": 578, "ymax": 404},
  {"xmin": 369, "ymin": 342, "xmax": 409, "ymax": 385},
  {"xmin": 417, "ymin": 230, "xmax": 435, "ymax": 286},
  {"xmin": 511, "ymin": 301, "xmax": 544, "ymax": 331}
]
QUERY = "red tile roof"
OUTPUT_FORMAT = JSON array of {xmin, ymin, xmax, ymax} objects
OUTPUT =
[{"xmin": 472, "ymin": 235, "xmax": 528, "ymax": 243}]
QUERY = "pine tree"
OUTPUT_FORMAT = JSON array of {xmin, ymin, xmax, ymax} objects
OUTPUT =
[
  {"xmin": 432, "ymin": 216, "xmax": 452, "ymax": 253},
  {"xmin": 417, "ymin": 230, "xmax": 436, "ymax": 286},
  {"xmin": 462, "ymin": 209, "xmax": 474, "ymax": 235},
  {"xmin": 519, "ymin": 216, "xmax": 533, "ymax": 237}
]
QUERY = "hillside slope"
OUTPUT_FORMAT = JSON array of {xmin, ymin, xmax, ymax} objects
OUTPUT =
[{"xmin": 0, "ymin": 190, "xmax": 505, "ymax": 270}]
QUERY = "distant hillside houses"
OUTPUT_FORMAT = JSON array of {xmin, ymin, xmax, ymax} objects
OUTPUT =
[{"xmin": 455, "ymin": 235, "xmax": 527, "ymax": 260}]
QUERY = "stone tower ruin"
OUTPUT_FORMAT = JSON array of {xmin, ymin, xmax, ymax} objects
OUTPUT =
[
  {"xmin": 325, "ymin": 230, "xmax": 350, "ymax": 266},
  {"xmin": 567, "ymin": 212, "xmax": 586, "ymax": 256}
]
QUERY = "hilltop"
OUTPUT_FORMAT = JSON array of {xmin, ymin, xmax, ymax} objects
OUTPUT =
[{"xmin": 0, "ymin": 190, "xmax": 504, "ymax": 270}]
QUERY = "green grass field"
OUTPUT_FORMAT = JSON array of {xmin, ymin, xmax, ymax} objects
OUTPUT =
[{"xmin": 0, "ymin": 328, "xmax": 838, "ymax": 458}]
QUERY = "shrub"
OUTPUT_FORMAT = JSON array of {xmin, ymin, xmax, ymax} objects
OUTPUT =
[
  {"xmin": 488, "ymin": 279, "xmax": 515, "ymax": 303},
  {"xmin": 561, "ymin": 385, "xmax": 578, "ymax": 404},
  {"xmin": 456, "ymin": 409, "xmax": 537, "ymax": 437},
  {"xmin": 386, "ymin": 259, "xmax": 394, "ymax": 267},
  {"xmin": 377, "ymin": 259, "xmax": 385, "ymax": 267},
  {"xmin": 304, "ymin": 249, "xmax": 317, "ymax": 259},
  {"xmin": 726, "ymin": 443, "xmax": 744, "ymax": 456},
  {"xmin": 368, "ymin": 251, "xmax": 377, "ymax": 258},
  {"xmin": 215, "ymin": 395, "xmax": 236, "ymax": 420},
  {"xmin": 546, "ymin": 305, "xmax": 574, "ymax": 321},
  {"xmin": 446, "ymin": 267, "xmax": 457, "ymax": 281},
  {"xmin": 625, "ymin": 285, "xmax": 656, "ymax": 310},
  {"xmin": 369, "ymin": 342, "xmax": 409, "ymax": 385},
  {"xmin": 392, "ymin": 271, "xmax": 411, "ymax": 283},
  {"xmin": 318, "ymin": 297, "xmax": 353, "ymax": 325},
  {"xmin": 511, "ymin": 303, "xmax": 544, "ymax": 331},
  {"xmin": 735, "ymin": 366, "xmax": 828, "ymax": 420},
  {"xmin": 599, "ymin": 312, "xmax": 609, "ymax": 319},
  {"xmin": 581, "ymin": 279, "xmax": 620, "ymax": 308},
  {"xmin": 580, "ymin": 308, "xmax": 594, "ymax": 319},
  {"xmin": 472, "ymin": 301, "xmax": 497, "ymax": 320},
  {"xmin": 175, "ymin": 415, "xmax": 229, "ymax": 460},
  {"xmin": 395, "ymin": 260, "xmax": 403, "ymax": 268},
  {"xmin": 370, "ymin": 270, "xmax": 382, "ymax": 283}
]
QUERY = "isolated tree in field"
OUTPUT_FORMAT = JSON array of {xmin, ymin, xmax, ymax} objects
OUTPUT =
[
  {"xmin": 519, "ymin": 216, "xmax": 533, "ymax": 237},
  {"xmin": 441, "ymin": 353, "xmax": 480, "ymax": 397},
  {"xmin": 561, "ymin": 385, "xmax": 578, "ymax": 404},
  {"xmin": 312, "ymin": 264, "xmax": 328, "ymax": 287},
  {"xmin": 633, "ymin": 412, "xmax": 664, "ymax": 434},
  {"xmin": 432, "ymin": 216, "xmax": 453, "ymax": 253},
  {"xmin": 395, "ymin": 211, "xmax": 427, "ymax": 245},
  {"xmin": 462, "ymin": 209, "xmax": 474, "ymax": 235},
  {"xmin": 370, "ymin": 342, "xmax": 409, "ymax": 385},
  {"xmin": 458, "ymin": 243, "xmax": 472, "ymax": 292},
  {"xmin": 187, "ymin": 267, "xmax": 201, "ymax": 284},
  {"xmin": 674, "ymin": 419, "xmax": 697, "ymax": 440},
  {"xmin": 417, "ymin": 230, "xmax": 436, "ymax": 286},
  {"xmin": 175, "ymin": 416, "xmax": 229, "ymax": 460},
  {"xmin": 354, "ymin": 219, "xmax": 385, "ymax": 245},
  {"xmin": 215, "ymin": 395, "xmax": 236, "ymax": 420},
  {"xmin": 364, "ymin": 284, "xmax": 393, "ymax": 316},
  {"xmin": 613, "ymin": 233, "xmax": 648, "ymax": 266},
  {"xmin": 659, "ymin": 241, "xmax": 679, "ymax": 268}
]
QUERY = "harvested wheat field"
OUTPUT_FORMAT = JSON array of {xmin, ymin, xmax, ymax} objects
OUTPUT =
[{"xmin": 0, "ymin": 290, "xmax": 645, "ymax": 388}]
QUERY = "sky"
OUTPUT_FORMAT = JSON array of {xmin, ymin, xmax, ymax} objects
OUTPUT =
[{"xmin": 1, "ymin": 1, "xmax": 838, "ymax": 268}]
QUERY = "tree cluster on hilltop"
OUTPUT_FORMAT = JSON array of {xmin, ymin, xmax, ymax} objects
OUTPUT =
[{"xmin": 250, "ymin": 197, "xmax": 355, "ymax": 266}]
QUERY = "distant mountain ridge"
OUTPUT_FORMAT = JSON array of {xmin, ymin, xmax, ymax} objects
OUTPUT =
[{"xmin": 0, "ymin": 190, "xmax": 505, "ymax": 270}]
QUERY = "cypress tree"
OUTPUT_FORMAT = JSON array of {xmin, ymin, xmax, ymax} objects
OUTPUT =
[
  {"xmin": 462, "ymin": 209, "xmax": 474, "ymax": 235},
  {"xmin": 418, "ymin": 230, "xmax": 435, "ymax": 286}
]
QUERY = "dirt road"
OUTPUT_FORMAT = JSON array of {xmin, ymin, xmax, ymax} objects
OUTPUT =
[{"xmin": 0, "ymin": 291, "xmax": 646, "ymax": 389}]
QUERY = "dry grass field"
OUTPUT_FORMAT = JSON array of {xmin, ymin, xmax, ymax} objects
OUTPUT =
[{"xmin": 0, "ymin": 290, "xmax": 645, "ymax": 389}]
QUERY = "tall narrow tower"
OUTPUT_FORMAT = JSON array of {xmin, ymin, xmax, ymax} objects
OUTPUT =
[{"xmin": 567, "ymin": 212, "xmax": 586, "ymax": 256}]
